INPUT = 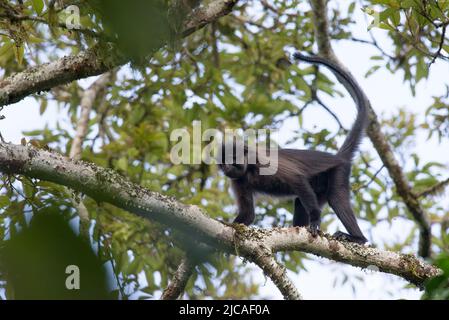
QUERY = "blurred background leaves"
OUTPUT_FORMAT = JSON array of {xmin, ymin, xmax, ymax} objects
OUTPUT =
[
  {"xmin": 0, "ymin": 0, "xmax": 448, "ymax": 299},
  {"xmin": 0, "ymin": 207, "xmax": 111, "ymax": 299}
]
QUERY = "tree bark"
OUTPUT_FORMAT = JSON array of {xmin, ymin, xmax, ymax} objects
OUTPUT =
[
  {"xmin": 0, "ymin": 143, "xmax": 440, "ymax": 298},
  {"xmin": 0, "ymin": 0, "xmax": 240, "ymax": 107}
]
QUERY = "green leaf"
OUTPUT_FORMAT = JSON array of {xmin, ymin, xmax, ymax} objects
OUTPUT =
[
  {"xmin": 443, "ymin": 45, "xmax": 449, "ymax": 55},
  {"xmin": 0, "ymin": 41, "xmax": 13, "ymax": 57},
  {"xmin": 415, "ymin": 58, "xmax": 428, "ymax": 82},
  {"xmin": 348, "ymin": 2, "xmax": 356, "ymax": 14},
  {"xmin": 126, "ymin": 258, "xmax": 143, "ymax": 275},
  {"xmin": 40, "ymin": 100, "xmax": 48, "ymax": 115},
  {"xmin": 13, "ymin": 45, "xmax": 24, "ymax": 66},
  {"xmin": 32, "ymin": 0, "xmax": 45, "ymax": 15},
  {"xmin": 401, "ymin": 0, "xmax": 416, "ymax": 9},
  {"xmin": 365, "ymin": 65, "xmax": 381, "ymax": 77},
  {"xmin": 0, "ymin": 195, "xmax": 10, "ymax": 208},
  {"xmin": 116, "ymin": 157, "xmax": 128, "ymax": 171},
  {"xmin": 130, "ymin": 106, "xmax": 145, "ymax": 125}
]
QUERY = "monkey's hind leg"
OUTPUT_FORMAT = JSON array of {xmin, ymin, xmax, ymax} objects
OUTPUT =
[
  {"xmin": 332, "ymin": 231, "xmax": 367, "ymax": 244},
  {"xmin": 328, "ymin": 166, "xmax": 368, "ymax": 244},
  {"xmin": 293, "ymin": 198, "xmax": 310, "ymax": 227}
]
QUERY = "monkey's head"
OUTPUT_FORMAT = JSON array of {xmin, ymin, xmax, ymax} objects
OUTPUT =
[
  {"xmin": 219, "ymin": 162, "xmax": 248, "ymax": 179},
  {"xmin": 217, "ymin": 139, "xmax": 249, "ymax": 179}
]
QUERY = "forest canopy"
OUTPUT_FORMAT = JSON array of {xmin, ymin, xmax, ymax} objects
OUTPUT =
[{"xmin": 0, "ymin": 0, "xmax": 448, "ymax": 300}]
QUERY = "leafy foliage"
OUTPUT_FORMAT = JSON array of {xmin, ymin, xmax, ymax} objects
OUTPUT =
[
  {"xmin": 0, "ymin": 0, "xmax": 448, "ymax": 299},
  {"xmin": 423, "ymin": 254, "xmax": 449, "ymax": 300}
]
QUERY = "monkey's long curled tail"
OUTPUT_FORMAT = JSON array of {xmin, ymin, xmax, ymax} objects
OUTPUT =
[{"xmin": 292, "ymin": 52, "xmax": 368, "ymax": 161}]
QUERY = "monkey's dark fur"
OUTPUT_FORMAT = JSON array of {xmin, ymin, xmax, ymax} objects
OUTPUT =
[{"xmin": 218, "ymin": 52, "xmax": 368, "ymax": 244}]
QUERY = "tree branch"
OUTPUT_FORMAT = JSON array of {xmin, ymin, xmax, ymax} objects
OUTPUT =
[
  {"xmin": 266, "ymin": 228, "xmax": 437, "ymax": 287},
  {"xmin": 67, "ymin": 71, "xmax": 113, "ymax": 228},
  {"xmin": 415, "ymin": 177, "xmax": 449, "ymax": 199},
  {"xmin": 69, "ymin": 72, "xmax": 113, "ymax": 160},
  {"xmin": 182, "ymin": 0, "xmax": 239, "ymax": 37},
  {"xmin": 0, "ymin": 0, "xmax": 240, "ymax": 107},
  {"xmin": 0, "ymin": 49, "xmax": 118, "ymax": 107},
  {"xmin": 308, "ymin": 0, "xmax": 432, "ymax": 258},
  {"xmin": 242, "ymin": 241, "xmax": 302, "ymax": 300},
  {"xmin": 160, "ymin": 256, "xmax": 196, "ymax": 300},
  {"xmin": 0, "ymin": 143, "xmax": 440, "ymax": 298},
  {"xmin": 0, "ymin": 13, "xmax": 104, "ymax": 39}
]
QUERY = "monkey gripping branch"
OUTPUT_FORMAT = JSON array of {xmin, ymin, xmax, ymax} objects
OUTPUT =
[{"xmin": 0, "ymin": 143, "xmax": 441, "ymax": 300}]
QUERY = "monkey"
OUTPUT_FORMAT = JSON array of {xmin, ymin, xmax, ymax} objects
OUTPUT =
[{"xmin": 218, "ymin": 52, "xmax": 369, "ymax": 244}]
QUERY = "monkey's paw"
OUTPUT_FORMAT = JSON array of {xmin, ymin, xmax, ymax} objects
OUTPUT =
[
  {"xmin": 333, "ymin": 231, "xmax": 367, "ymax": 244},
  {"xmin": 308, "ymin": 221, "xmax": 321, "ymax": 237}
]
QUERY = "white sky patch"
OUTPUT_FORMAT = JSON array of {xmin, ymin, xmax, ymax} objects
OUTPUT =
[{"xmin": 1, "ymin": 2, "xmax": 448, "ymax": 300}]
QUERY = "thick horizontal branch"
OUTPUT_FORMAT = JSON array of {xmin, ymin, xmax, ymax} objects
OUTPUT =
[
  {"xmin": 309, "ymin": 0, "xmax": 432, "ymax": 257},
  {"xmin": 0, "ymin": 142, "xmax": 440, "ymax": 296},
  {"xmin": 266, "ymin": 228, "xmax": 439, "ymax": 287},
  {"xmin": 0, "ymin": 143, "xmax": 235, "ymax": 250},
  {"xmin": 0, "ymin": 50, "xmax": 117, "ymax": 107},
  {"xmin": 0, "ymin": 0, "xmax": 240, "ymax": 107}
]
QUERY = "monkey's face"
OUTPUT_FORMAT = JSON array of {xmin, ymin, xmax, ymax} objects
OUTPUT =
[
  {"xmin": 219, "ymin": 163, "xmax": 247, "ymax": 179},
  {"xmin": 218, "ymin": 140, "xmax": 248, "ymax": 179}
]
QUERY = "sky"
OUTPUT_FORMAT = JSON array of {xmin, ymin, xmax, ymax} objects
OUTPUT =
[{"xmin": 1, "ymin": 2, "xmax": 448, "ymax": 300}]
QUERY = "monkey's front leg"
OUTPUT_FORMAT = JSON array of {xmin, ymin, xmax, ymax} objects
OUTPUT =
[
  {"xmin": 308, "ymin": 210, "xmax": 322, "ymax": 237},
  {"xmin": 293, "ymin": 198, "xmax": 310, "ymax": 227},
  {"xmin": 231, "ymin": 180, "xmax": 255, "ymax": 225}
]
